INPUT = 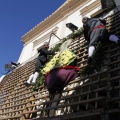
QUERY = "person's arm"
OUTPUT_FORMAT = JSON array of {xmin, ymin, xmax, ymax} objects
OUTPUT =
[
  {"xmin": 83, "ymin": 26, "xmax": 88, "ymax": 41},
  {"xmin": 99, "ymin": 18, "xmax": 107, "ymax": 25}
]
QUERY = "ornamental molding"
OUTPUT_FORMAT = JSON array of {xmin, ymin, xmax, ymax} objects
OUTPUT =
[
  {"xmin": 80, "ymin": 0, "xmax": 101, "ymax": 16},
  {"xmin": 21, "ymin": 0, "xmax": 91, "ymax": 44}
]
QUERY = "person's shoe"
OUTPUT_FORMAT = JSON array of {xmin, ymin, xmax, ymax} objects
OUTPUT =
[
  {"xmin": 24, "ymin": 82, "xmax": 31, "ymax": 87},
  {"xmin": 87, "ymin": 56, "xmax": 93, "ymax": 64}
]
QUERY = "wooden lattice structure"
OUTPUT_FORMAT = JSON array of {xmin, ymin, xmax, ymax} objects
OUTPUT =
[{"xmin": 0, "ymin": 11, "xmax": 120, "ymax": 120}]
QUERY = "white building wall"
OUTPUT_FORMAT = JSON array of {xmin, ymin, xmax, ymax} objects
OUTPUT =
[
  {"xmin": 65, "ymin": 10, "xmax": 82, "ymax": 36},
  {"xmin": 59, "ymin": 17, "xmax": 68, "ymax": 39},
  {"xmin": 18, "ymin": 42, "xmax": 33, "ymax": 63}
]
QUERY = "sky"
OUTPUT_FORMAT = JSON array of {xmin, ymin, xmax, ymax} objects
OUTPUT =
[{"xmin": 0, "ymin": 0, "xmax": 66, "ymax": 76}]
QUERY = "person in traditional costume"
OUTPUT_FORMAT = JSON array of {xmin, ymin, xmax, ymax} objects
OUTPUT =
[
  {"xmin": 25, "ymin": 42, "xmax": 55, "ymax": 87},
  {"xmin": 82, "ymin": 17, "xmax": 120, "ymax": 64}
]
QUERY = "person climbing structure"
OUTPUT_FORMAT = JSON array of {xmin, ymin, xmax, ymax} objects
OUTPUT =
[
  {"xmin": 82, "ymin": 17, "xmax": 120, "ymax": 64},
  {"xmin": 25, "ymin": 42, "xmax": 55, "ymax": 87}
]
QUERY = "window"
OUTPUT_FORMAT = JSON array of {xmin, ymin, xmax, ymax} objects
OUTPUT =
[{"xmin": 100, "ymin": 0, "xmax": 116, "ymax": 9}]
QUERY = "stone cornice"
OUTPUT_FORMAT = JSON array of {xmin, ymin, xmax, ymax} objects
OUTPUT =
[
  {"xmin": 80, "ymin": 0, "xmax": 101, "ymax": 16},
  {"xmin": 21, "ymin": 0, "xmax": 90, "ymax": 44}
]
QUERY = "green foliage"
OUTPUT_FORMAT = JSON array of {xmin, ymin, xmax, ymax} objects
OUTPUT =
[
  {"xmin": 32, "ymin": 72, "xmax": 44, "ymax": 91},
  {"xmin": 50, "ymin": 43, "xmax": 62, "ymax": 52},
  {"xmin": 62, "ymin": 37, "xmax": 68, "ymax": 43},
  {"xmin": 78, "ymin": 42, "xmax": 105, "ymax": 76},
  {"xmin": 50, "ymin": 28, "xmax": 84, "ymax": 53},
  {"xmin": 70, "ymin": 28, "xmax": 84, "ymax": 39}
]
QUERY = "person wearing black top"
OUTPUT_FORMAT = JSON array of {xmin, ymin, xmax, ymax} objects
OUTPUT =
[
  {"xmin": 82, "ymin": 17, "xmax": 120, "ymax": 64},
  {"xmin": 25, "ymin": 42, "xmax": 55, "ymax": 87}
]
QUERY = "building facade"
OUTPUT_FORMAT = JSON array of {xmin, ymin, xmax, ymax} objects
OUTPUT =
[
  {"xmin": 1, "ymin": 0, "xmax": 120, "ymax": 119},
  {"xmin": 18, "ymin": 0, "xmax": 120, "ymax": 64}
]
